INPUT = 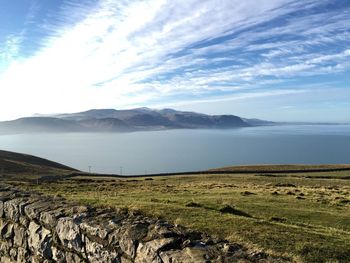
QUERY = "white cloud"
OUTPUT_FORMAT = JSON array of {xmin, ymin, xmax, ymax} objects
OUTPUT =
[
  {"xmin": 0, "ymin": 34, "xmax": 24, "ymax": 62},
  {"xmin": 0, "ymin": 0, "xmax": 349, "ymax": 120}
]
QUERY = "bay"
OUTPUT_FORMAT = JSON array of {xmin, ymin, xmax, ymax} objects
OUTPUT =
[{"xmin": 0, "ymin": 125, "xmax": 349, "ymax": 175}]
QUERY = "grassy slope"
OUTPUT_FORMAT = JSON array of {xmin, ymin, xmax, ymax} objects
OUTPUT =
[
  {"xmin": 0, "ymin": 150, "xmax": 77, "ymax": 178},
  {"xmin": 1, "ymin": 150, "xmax": 348, "ymax": 262},
  {"xmin": 15, "ymin": 170, "xmax": 350, "ymax": 262},
  {"xmin": 209, "ymin": 164, "xmax": 350, "ymax": 172}
]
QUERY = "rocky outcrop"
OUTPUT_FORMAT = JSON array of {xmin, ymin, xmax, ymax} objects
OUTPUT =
[{"xmin": 0, "ymin": 186, "xmax": 285, "ymax": 262}]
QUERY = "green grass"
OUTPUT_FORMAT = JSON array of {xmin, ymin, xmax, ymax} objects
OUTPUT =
[{"xmin": 13, "ymin": 170, "xmax": 350, "ymax": 262}]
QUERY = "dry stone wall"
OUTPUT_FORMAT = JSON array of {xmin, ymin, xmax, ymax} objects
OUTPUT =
[{"xmin": 0, "ymin": 186, "xmax": 284, "ymax": 263}]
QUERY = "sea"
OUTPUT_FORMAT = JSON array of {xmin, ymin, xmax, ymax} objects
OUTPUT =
[{"xmin": 0, "ymin": 125, "xmax": 349, "ymax": 175}]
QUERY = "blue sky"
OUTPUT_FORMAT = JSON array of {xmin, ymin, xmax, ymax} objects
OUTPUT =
[{"xmin": 0, "ymin": 0, "xmax": 349, "ymax": 122}]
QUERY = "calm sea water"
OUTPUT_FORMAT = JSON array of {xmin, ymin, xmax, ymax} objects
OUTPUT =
[{"xmin": 0, "ymin": 125, "xmax": 350, "ymax": 175}]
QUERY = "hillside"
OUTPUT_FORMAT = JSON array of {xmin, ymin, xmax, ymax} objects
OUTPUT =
[
  {"xmin": 17, "ymin": 164, "xmax": 350, "ymax": 262},
  {"xmin": 0, "ymin": 150, "xmax": 77, "ymax": 176},
  {"xmin": 1, "ymin": 150, "xmax": 350, "ymax": 261},
  {"xmin": 208, "ymin": 164, "xmax": 350, "ymax": 173}
]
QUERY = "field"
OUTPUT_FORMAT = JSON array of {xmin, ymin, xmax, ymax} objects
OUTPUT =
[{"xmin": 9, "ymin": 168, "xmax": 350, "ymax": 263}]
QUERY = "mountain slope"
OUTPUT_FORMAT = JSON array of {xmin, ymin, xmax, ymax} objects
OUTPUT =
[
  {"xmin": 0, "ymin": 108, "xmax": 256, "ymax": 134},
  {"xmin": 0, "ymin": 117, "xmax": 84, "ymax": 134}
]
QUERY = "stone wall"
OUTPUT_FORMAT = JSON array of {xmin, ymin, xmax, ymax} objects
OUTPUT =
[{"xmin": 0, "ymin": 186, "xmax": 282, "ymax": 263}]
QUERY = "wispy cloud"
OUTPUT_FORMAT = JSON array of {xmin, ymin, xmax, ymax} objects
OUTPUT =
[
  {"xmin": 0, "ymin": 0, "xmax": 349, "ymax": 120},
  {"xmin": 0, "ymin": 33, "xmax": 24, "ymax": 61}
]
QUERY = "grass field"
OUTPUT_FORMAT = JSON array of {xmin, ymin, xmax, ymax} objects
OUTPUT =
[{"xmin": 10, "ymin": 168, "xmax": 350, "ymax": 263}]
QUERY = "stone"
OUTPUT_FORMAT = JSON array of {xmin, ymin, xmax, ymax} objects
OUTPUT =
[
  {"xmin": 0, "ymin": 255, "xmax": 14, "ymax": 263},
  {"xmin": 160, "ymin": 249, "xmax": 196, "ymax": 263},
  {"xmin": 19, "ymin": 216, "xmax": 30, "ymax": 228},
  {"xmin": 24, "ymin": 200, "xmax": 56, "ymax": 220},
  {"xmin": 52, "ymin": 246, "xmax": 66, "ymax": 263},
  {"xmin": 160, "ymin": 247, "xmax": 211, "ymax": 263},
  {"xmin": 0, "ymin": 222, "xmax": 14, "ymax": 241},
  {"xmin": 80, "ymin": 220, "xmax": 110, "ymax": 240},
  {"xmin": 56, "ymin": 217, "xmax": 83, "ymax": 253},
  {"xmin": 161, "ymin": 247, "xmax": 209, "ymax": 263},
  {"xmin": 13, "ymin": 224, "xmax": 26, "ymax": 248},
  {"xmin": 27, "ymin": 221, "xmax": 53, "ymax": 259},
  {"xmin": 117, "ymin": 222, "xmax": 149, "ymax": 259},
  {"xmin": 40, "ymin": 208, "xmax": 65, "ymax": 228},
  {"xmin": 9, "ymin": 247, "xmax": 17, "ymax": 261},
  {"xmin": 0, "ymin": 201, "xmax": 4, "ymax": 218},
  {"xmin": 121, "ymin": 257, "xmax": 133, "ymax": 263},
  {"xmin": 183, "ymin": 247, "xmax": 209, "ymax": 262},
  {"xmin": 85, "ymin": 237, "xmax": 120, "ymax": 263},
  {"xmin": 65, "ymin": 252, "xmax": 84, "ymax": 263},
  {"xmin": 135, "ymin": 238, "xmax": 176, "ymax": 263},
  {"xmin": 147, "ymin": 223, "xmax": 177, "ymax": 240},
  {"xmin": 119, "ymin": 236, "xmax": 138, "ymax": 259},
  {"xmin": 0, "ymin": 240, "xmax": 10, "ymax": 256},
  {"xmin": 3, "ymin": 198, "xmax": 22, "ymax": 222},
  {"xmin": 17, "ymin": 247, "xmax": 27, "ymax": 262}
]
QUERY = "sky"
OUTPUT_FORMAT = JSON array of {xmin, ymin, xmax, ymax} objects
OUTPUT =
[{"xmin": 0, "ymin": 0, "xmax": 349, "ymax": 122}]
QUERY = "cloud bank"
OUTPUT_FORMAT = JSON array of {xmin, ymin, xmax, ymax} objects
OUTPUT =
[{"xmin": 0, "ymin": 0, "xmax": 349, "ymax": 120}]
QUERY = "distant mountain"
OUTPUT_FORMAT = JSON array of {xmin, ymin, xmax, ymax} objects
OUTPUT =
[
  {"xmin": 0, "ymin": 117, "xmax": 84, "ymax": 134},
  {"xmin": 0, "ymin": 108, "xmax": 272, "ymax": 134}
]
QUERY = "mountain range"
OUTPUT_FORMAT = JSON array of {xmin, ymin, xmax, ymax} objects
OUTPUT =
[{"xmin": 0, "ymin": 108, "xmax": 274, "ymax": 134}]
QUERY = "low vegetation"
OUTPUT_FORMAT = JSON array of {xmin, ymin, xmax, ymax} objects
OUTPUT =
[{"xmin": 8, "ymin": 167, "xmax": 350, "ymax": 262}]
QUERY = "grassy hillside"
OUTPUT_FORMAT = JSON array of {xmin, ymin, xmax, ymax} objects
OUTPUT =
[
  {"xmin": 1, "ymin": 150, "xmax": 349, "ymax": 262},
  {"xmin": 13, "ymin": 168, "xmax": 350, "ymax": 262},
  {"xmin": 209, "ymin": 164, "xmax": 350, "ymax": 173},
  {"xmin": 0, "ymin": 150, "xmax": 77, "ymax": 178}
]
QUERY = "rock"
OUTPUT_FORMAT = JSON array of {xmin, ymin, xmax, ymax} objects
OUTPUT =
[
  {"xmin": 27, "ymin": 221, "xmax": 53, "ymax": 259},
  {"xmin": 13, "ymin": 224, "xmax": 26, "ymax": 248},
  {"xmin": 119, "ymin": 236, "xmax": 138, "ymax": 259},
  {"xmin": 161, "ymin": 247, "xmax": 209, "ymax": 263},
  {"xmin": 0, "ymin": 222, "xmax": 14, "ymax": 241},
  {"xmin": 85, "ymin": 237, "xmax": 120, "ymax": 263},
  {"xmin": 184, "ymin": 247, "xmax": 209, "ymax": 262},
  {"xmin": 118, "ymin": 222, "xmax": 149, "ymax": 259},
  {"xmin": 146, "ymin": 222, "xmax": 179, "ymax": 240},
  {"xmin": 56, "ymin": 217, "xmax": 83, "ymax": 253},
  {"xmin": 135, "ymin": 238, "xmax": 176, "ymax": 263},
  {"xmin": 85, "ymin": 236, "xmax": 103, "ymax": 257},
  {"xmin": 52, "ymin": 246, "xmax": 66, "ymax": 263},
  {"xmin": 24, "ymin": 200, "xmax": 53, "ymax": 220},
  {"xmin": 3, "ymin": 198, "xmax": 23, "ymax": 222},
  {"xmin": 80, "ymin": 220, "xmax": 110, "ymax": 240},
  {"xmin": 17, "ymin": 247, "xmax": 27, "ymax": 262},
  {"xmin": 160, "ymin": 249, "xmax": 195, "ymax": 263},
  {"xmin": 9, "ymin": 247, "xmax": 17, "ymax": 261},
  {"xmin": 0, "ymin": 240, "xmax": 10, "ymax": 256},
  {"xmin": 65, "ymin": 252, "xmax": 84, "ymax": 263},
  {"xmin": 19, "ymin": 215, "xmax": 30, "ymax": 228},
  {"xmin": 121, "ymin": 256, "xmax": 133, "ymax": 263},
  {"xmin": 39, "ymin": 207, "xmax": 67, "ymax": 228},
  {"xmin": 0, "ymin": 201, "xmax": 4, "ymax": 218},
  {"xmin": 0, "ymin": 255, "xmax": 14, "ymax": 263}
]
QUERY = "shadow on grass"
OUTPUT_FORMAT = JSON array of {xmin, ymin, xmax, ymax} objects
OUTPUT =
[
  {"xmin": 184, "ymin": 202, "xmax": 252, "ymax": 218},
  {"xmin": 218, "ymin": 205, "xmax": 252, "ymax": 218}
]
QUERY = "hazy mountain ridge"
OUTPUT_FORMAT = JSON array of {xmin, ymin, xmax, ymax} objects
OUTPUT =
[{"xmin": 0, "ymin": 108, "xmax": 274, "ymax": 134}]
